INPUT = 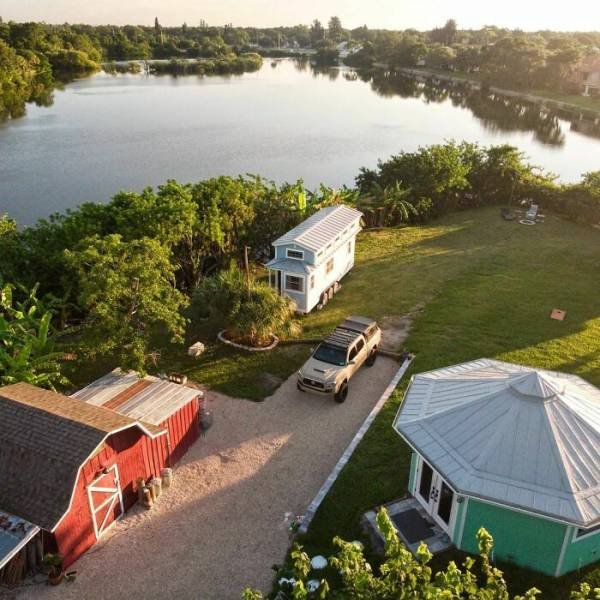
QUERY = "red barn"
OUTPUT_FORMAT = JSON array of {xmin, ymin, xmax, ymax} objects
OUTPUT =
[
  {"xmin": 0, "ymin": 376, "xmax": 202, "ymax": 573},
  {"xmin": 71, "ymin": 370, "xmax": 202, "ymax": 467}
]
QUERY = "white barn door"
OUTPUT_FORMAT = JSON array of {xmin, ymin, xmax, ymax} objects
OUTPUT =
[{"xmin": 87, "ymin": 464, "xmax": 124, "ymax": 539}]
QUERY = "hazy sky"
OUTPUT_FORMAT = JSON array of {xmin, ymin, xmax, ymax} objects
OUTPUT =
[{"xmin": 2, "ymin": 0, "xmax": 599, "ymax": 31}]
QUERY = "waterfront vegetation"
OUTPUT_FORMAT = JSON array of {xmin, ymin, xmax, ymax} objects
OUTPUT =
[
  {"xmin": 1, "ymin": 142, "xmax": 599, "ymax": 380},
  {"xmin": 2, "ymin": 17, "xmax": 600, "ymax": 122}
]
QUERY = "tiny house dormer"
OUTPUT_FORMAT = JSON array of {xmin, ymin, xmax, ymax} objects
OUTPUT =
[{"xmin": 265, "ymin": 205, "xmax": 363, "ymax": 313}]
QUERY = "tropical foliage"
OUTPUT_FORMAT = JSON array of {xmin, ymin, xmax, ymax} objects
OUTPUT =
[
  {"xmin": 0, "ymin": 281, "xmax": 67, "ymax": 389},
  {"xmin": 66, "ymin": 235, "xmax": 187, "ymax": 373},
  {"xmin": 242, "ymin": 508, "xmax": 555, "ymax": 599},
  {"xmin": 193, "ymin": 265, "xmax": 300, "ymax": 347}
]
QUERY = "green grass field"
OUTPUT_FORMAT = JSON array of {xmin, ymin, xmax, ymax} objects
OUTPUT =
[{"xmin": 286, "ymin": 208, "xmax": 600, "ymax": 598}]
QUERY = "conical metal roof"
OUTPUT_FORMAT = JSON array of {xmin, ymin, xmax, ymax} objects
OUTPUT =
[{"xmin": 394, "ymin": 359, "xmax": 600, "ymax": 526}]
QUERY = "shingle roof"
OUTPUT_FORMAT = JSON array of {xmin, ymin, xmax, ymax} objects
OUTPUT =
[
  {"xmin": 0, "ymin": 383, "xmax": 164, "ymax": 531},
  {"xmin": 272, "ymin": 205, "xmax": 363, "ymax": 253},
  {"xmin": 394, "ymin": 359, "xmax": 600, "ymax": 527},
  {"xmin": 72, "ymin": 370, "xmax": 202, "ymax": 426}
]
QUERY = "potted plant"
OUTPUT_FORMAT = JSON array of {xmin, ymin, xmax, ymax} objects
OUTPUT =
[{"xmin": 43, "ymin": 553, "xmax": 64, "ymax": 586}]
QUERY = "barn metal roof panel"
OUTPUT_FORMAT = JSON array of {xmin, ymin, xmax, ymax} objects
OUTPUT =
[
  {"xmin": 0, "ymin": 383, "xmax": 164, "ymax": 531},
  {"xmin": 272, "ymin": 205, "xmax": 363, "ymax": 253},
  {"xmin": 264, "ymin": 258, "xmax": 315, "ymax": 274},
  {"xmin": 0, "ymin": 511, "xmax": 39, "ymax": 571},
  {"xmin": 72, "ymin": 370, "xmax": 203, "ymax": 426},
  {"xmin": 393, "ymin": 359, "xmax": 600, "ymax": 526}
]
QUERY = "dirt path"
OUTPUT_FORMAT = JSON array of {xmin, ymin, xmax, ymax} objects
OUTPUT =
[{"xmin": 18, "ymin": 357, "xmax": 400, "ymax": 600}]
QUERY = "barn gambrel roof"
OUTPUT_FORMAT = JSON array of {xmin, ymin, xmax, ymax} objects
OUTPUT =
[
  {"xmin": 394, "ymin": 359, "xmax": 600, "ymax": 527},
  {"xmin": 272, "ymin": 205, "xmax": 363, "ymax": 253},
  {"xmin": 0, "ymin": 383, "xmax": 164, "ymax": 531}
]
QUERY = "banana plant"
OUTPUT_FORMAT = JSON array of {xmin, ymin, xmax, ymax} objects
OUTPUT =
[{"xmin": 0, "ymin": 281, "xmax": 68, "ymax": 390}]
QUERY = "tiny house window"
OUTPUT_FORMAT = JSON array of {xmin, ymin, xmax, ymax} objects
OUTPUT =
[
  {"xmin": 326, "ymin": 258, "xmax": 334, "ymax": 274},
  {"xmin": 347, "ymin": 240, "xmax": 352, "ymax": 254},
  {"xmin": 310, "ymin": 275, "xmax": 315, "ymax": 289},
  {"xmin": 286, "ymin": 248, "xmax": 304, "ymax": 260},
  {"xmin": 576, "ymin": 523, "xmax": 600, "ymax": 539},
  {"xmin": 285, "ymin": 275, "xmax": 304, "ymax": 293}
]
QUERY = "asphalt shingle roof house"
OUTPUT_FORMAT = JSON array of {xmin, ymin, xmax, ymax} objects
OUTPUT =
[
  {"xmin": 393, "ymin": 359, "xmax": 600, "ymax": 577},
  {"xmin": 0, "ymin": 376, "xmax": 202, "ymax": 574},
  {"xmin": 266, "ymin": 205, "xmax": 363, "ymax": 313}
]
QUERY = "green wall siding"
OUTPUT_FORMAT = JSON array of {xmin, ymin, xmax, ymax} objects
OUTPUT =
[
  {"xmin": 408, "ymin": 452, "xmax": 418, "ymax": 494},
  {"xmin": 459, "ymin": 499, "xmax": 567, "ymax": 576},
  {"xmin": 560, "ymin": 528, "xmax": 600, "ymax": 575}
]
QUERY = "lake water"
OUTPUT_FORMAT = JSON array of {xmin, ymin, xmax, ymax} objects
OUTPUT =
[{"xmin": 2, "ymin": 59, "xmax": 600, "ymax": 225}]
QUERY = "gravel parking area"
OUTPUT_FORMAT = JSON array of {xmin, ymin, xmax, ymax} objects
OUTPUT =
[{"xmin": 17, "ymin": 357, "xmax": 399, "ymax": 600}]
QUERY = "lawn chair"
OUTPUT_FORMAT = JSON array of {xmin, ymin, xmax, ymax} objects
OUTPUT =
[{"xmin": 526, "ymin": 204, "xmax": 539, "ymax": 221}]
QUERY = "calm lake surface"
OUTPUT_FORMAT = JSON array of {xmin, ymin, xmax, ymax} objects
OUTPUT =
[{"xmin": 2, "ymin": 59, "xmax": 600, "ymax": 225}]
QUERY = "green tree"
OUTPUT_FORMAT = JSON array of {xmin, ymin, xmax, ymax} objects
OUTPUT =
[
  {"xmin": 243, "ymin": 508, "xmax": 547, "ymax": 599},
  {"xmin": 310, "ymin": 20, "xmax": 325, "ymax": 45},
  {"xmin": 194, "ymin": 265, "xmax": 299, "ymax": 347},
  {"xmin": 0, "ymin": 282, "xmax": 67, "ymax": 389},
  {"xmin": 66, "ymin": 235, "xmax": 187, "ymax": 373},
  {"xmin": 327, "ymin": 17, "xmax": 344, "ymax": 42}
]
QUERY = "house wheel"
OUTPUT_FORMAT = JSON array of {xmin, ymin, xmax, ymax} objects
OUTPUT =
[
  {"xmin": 335, "ymin": 381, "xmax": 348, "ymax": 403},
  {"xmin": 366, "ymin": 348, "xmax": 378, "ymax": 367}
]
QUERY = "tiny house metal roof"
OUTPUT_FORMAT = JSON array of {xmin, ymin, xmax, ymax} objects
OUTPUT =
[
  {"xmin": 264, "ymin": 258, "xmax": 315, "ymax": 274},
  {"xmin": 72, "ymin": 370, "xmax": 203, "ymax": 426},
  {"xmin": 272, "ymin": 205, "xmax": 363, "ymax": 253},
  {"xmin": 394, "ymin": 359, "xmax": 600, "ymax": 527}
]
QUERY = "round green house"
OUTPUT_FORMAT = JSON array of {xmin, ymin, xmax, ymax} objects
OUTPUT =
[{"xmin": 393, "ymin": 359, "xmax": 600, "ymax": 577}]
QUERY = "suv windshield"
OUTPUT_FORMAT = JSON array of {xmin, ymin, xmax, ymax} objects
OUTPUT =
[{"xmin": 313, "ymin": 344, "xmax": 347, "ymax": 366}]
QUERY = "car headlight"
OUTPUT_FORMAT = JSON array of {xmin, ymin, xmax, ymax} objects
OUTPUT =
[{"xmin": 324, "ymin": 382, "xmax": 335, "ymax": 391}]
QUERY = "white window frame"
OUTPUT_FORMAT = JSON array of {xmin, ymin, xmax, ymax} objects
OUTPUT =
[
  {"xmin": 574, "ymin": 523, "xmax": 600, "ymax": 542},
  {"xmin": 284, "ymin": 273, "xmax": 304, "ymax": 293},
  {"xmin": 286, "ymin": 248, "xmax": 304, "ymax": 261}
]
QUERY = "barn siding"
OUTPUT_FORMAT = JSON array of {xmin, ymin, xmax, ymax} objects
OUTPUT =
[
  {"xmin": 50, "ymin": 398, "xmax": 200, "ymax": 569},
  {"xmin": 52, "ymin": 428, "xmax": 158, "ymax": 568}
]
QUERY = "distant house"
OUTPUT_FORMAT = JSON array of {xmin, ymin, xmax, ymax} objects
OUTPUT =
[
  {"xmin": 393, "ymin": 359, "xmax": 600, "ymax": 577},
  {"xmin": 266, "ymin": 205, "xmax": 363, "ymax": 313},
  {"xmin": 574, "ymin": 54, "xmax": 600, "ymax": 97},
  {"xmin": 0, "ymin": 376, "xmax": 202, "ymax": 577}
]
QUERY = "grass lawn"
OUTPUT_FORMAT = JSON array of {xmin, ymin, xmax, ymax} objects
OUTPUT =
[{"xmin": 288, "ymin": 207, "xmax": 600, "ymax": 598}]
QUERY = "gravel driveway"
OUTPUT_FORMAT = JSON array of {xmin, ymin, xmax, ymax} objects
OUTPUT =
[{"xmin": 17, "ymin": 357, "xmax": 399, "ymax": 600}]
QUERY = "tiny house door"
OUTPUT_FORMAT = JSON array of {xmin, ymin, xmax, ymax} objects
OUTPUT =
[{"xmin": 415, "ymin": 457, "xmax": 455, "ymax": 533}]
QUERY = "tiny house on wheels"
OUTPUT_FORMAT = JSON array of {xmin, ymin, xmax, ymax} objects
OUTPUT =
[
  {"xmin": 266, "ymin": 205, "xmax": 363, "ymax": 313},
  {"xmin": 393, "ymin": 359, "xmax": 600, "ymax": 577},
  {"xmin": 0, "ymin": 375, "xmax": 202, "ymax": 578}
]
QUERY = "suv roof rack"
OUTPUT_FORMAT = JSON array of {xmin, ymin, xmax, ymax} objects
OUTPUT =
[
  {"xmin": 339, "ymin": 316, "xmax": 376, "ymax": 335},
  {"xmin": 323, "ymin": 328, "xmax": 359, "ymax": 351}
]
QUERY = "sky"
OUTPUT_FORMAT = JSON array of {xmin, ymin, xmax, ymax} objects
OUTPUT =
[{"xmin": 2, "ymin": 0, "xmax": 600, "ymax": 31}]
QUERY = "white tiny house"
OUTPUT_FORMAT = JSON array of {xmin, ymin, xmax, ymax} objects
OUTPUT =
[{"xmin": 266, "ymin": 205, "xmax": 363, "ymax": 313}]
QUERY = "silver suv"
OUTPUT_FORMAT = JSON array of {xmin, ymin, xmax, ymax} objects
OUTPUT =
[{"xmin": 297, "ymin": 316, "xmax": 382, "ymax": 403}]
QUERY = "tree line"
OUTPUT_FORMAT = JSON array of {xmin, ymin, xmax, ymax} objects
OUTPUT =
[{"xmin": 345, "ymin": 20, "xmax": 600, "ymax": 94}]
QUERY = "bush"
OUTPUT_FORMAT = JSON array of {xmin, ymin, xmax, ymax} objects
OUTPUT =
[{"xmin": 193, "ymin": 265, "xmax": 300, "ymax": 347}]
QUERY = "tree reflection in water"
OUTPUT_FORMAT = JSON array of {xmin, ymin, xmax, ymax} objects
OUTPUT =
[{"xmin": 359, "ymin": 70, "xmax": 600, "ymax": 146}]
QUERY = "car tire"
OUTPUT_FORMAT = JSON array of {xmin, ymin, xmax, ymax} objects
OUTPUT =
[
  {"xmin": 366, "ymin": 348, "xmax": 378, "ymax": 367},
  {"xmin": 335, "ymin": 381, "xmax": 348, "ymax": 403}
]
